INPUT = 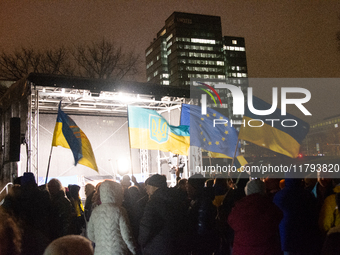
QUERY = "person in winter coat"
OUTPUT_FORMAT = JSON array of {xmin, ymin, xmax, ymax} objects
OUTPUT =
[
  {"xmin": 47, "ymin": 178, "xmax": 76, "ymax": 239},
  {"xmin": 18, "ymin": 172, "xmax": 53, "ymax": 255},
  {"xmin": 68, "ymin": 184, "xmax": 85, "ymax": 234},
  {"xmin": 87, "ymin": 180, "xmax": 136, "ymax": 255},
  {"xmin": 321, "ymin": 184, "xmax": 340, "ymax": 255},
  {"xmin": 0, "ymin": 207, "xmax": 22, "ymax": 255},
  {"xmin": 138, "ymin": 174, "xmax": 188, "ymax": 255},
  {"xmin": 228, "ymin": 178, "xmax": 283, "ymax": 255},
  {"xmin": 186, "ymin": 174, "xmax": 218, "ymax": 255},
  {"xmin": 273, "ymin": 178, "xmax": 320, "ymax": 255},
  {"xmin": 319, "ymin": 179, "xmax": 340, "ymax": 234},
  {"xmin": 84, "ymin": 183, "xmax": 95, "ymax": 222}
]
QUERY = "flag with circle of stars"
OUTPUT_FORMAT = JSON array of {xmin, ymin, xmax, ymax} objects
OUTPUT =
[{"xmin": 180, "ymin": 104, "xmax": 240, "ymax": 158}]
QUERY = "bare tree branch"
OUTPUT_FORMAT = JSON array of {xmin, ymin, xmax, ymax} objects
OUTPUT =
[
  {"xmin": 0, "ymin": 38, "xmax": 141, "ymax": 81},
  {"xmin": 72, "ymin": 38, "xmax": 141, "ymax": 80}
]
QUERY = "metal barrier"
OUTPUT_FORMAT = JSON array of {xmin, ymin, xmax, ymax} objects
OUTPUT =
[{"xmin": 0, "ymin": 182, "xmax": 13, "ymax": 205}]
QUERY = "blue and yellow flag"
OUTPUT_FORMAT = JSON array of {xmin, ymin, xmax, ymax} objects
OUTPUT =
[
  {"xmin": 238, "ymin": 96, "xmax": 310, "ymax": 158},
  {"xmin": 180, "ymin": 104, "xmax": 240, "ymax": 158},
  {"xmin": 52, "ymin": 103, "xmax": 98, "ymax": 172},
  {"xmin": 128, "ymin": 105, "xmax": 190, "ymax": 156}
]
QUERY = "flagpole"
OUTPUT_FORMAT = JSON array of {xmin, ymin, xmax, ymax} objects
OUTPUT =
[
  {"xmin": 45, "ymin": 145, "xmax": 53, "ymax": 184},
  {"xmin": 230, "ymin": 137, "xmax": 240, "ymax": 180},
  {"xmin": 126, "ymin": 106, "xmax": 134, "ymax": 177}
]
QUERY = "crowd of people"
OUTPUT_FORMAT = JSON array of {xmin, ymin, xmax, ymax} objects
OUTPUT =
[{"xmin": 1, "ymin": 170, "xmax": 340, "ymax": 255}]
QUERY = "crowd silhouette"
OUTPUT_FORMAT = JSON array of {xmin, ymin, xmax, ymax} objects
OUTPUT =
[{"xmin": 1, "ymin": 169, "xmax": 340, "ymax": 255}]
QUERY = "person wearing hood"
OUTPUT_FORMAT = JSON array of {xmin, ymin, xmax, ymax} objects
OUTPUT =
[
  {"xmin": 273, "ymin": 178, "xmax": 320, "ymax": 255},
  {"xmin": 87, "ymin": 180, "xmax": 137, "ymax": 255}
]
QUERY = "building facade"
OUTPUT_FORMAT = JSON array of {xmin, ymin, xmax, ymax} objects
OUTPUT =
[
  {"xmin": 146, "ymin": 12, "xmax": 231, "ymax": 87},
  {"xmin": 145, "ymin": 12, "xmax": 249, "ymax": 119},
  {"xmin": 301, "ymin": 115, "xmax": 340, "ymax": 156}
]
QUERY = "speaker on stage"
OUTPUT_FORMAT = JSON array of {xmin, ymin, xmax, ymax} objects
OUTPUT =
[{"xmin": 9, "ymin": 117, "xmax": 20, "ymax": 162}]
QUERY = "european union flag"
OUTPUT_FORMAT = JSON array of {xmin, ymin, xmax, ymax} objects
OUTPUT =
[
  {"xmin": 180, "ymin": 104, "xmax": 240, "ymax": 158},
  {"xmin": 52, "ymin": 103, "xmax": 98, "ymax": 172}
]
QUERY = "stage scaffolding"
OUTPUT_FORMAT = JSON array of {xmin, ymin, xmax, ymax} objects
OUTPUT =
[{"xmin": 1, "ymin": 73, "xmax": 192, "ymax": 185}]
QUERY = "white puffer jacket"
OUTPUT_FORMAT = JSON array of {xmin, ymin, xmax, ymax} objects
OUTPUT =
[{"xmin": 87, "ymin": 180, "xmax": 136, "ymax": 255}]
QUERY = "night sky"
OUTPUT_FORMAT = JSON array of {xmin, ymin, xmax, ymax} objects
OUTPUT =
[{"xmin": 1, "ymin": 0, "xmax": 340, "ymax": 123}]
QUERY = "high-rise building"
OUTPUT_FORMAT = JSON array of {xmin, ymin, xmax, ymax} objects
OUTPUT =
[
  {"xmin": 146, "ymin": 12, "xmax": 226, "ymax": 87},
  {"xmin": 145, "ymin": 12, "xmax": 250, "ymax": 160},
  {"xmin": 145, "ymin": 12, "xmax": 249, "ymax": 124},
  {"xmin": 222, "ymin": 36, "xmax": 248, "ymax": 118}
]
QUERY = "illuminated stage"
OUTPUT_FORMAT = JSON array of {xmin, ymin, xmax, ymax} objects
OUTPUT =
[{"xmin": 0, "ymin": 73, "xmax": 192, "ymax": 190}]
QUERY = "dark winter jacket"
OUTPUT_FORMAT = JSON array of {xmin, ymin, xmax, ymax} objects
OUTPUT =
[
  {"xmin": 138, "ymin": 187, "xmax": 188, "ymax": 255},
  {"xmin": 50, "ymin": 190, "xmax": 76, "ymax": 239},
  {"xmin": 273, "ymin": 178, "xmax": 320, "ymax": 253},
  {"xmin": 228, "ymin": 193, "xmax": 282, "ymax": 255},
  {"xmin": 187, "ymin": 189, "xmax": 218, "ymax": 255}
]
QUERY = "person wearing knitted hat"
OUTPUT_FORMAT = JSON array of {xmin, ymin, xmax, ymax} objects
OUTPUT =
[
  {"xmin": 228, "ymin": 178, "xmax": 283, "ymax": 255},
  {"xmin": 145, "ymin": 174, "xmax": 167, "ymax": 197},
  {"xmin": 244, "ymin": 178, "xmax": 266, "ymax": 196},
  {"xmin": 139, "ymin": 174, "xmax": 186, "ymax": 255}
]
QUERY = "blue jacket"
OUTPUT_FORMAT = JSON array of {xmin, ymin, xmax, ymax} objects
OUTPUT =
[{"xmin": 273, "ymin": 179, "xmax": 319, "ymax": 253}]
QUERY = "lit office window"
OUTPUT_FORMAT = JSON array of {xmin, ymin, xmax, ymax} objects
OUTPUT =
[
  {"xmin": 146, "ymin": 48, "xmax": 153, "ymax": 57},
  {"xmin": 218, "ymin": 75, "xmax": 225, "ymax": 79},
  {"xmin": 232, "ymin": 40, "xmax": 237, "ymax": 44},
  {"xmin": 163, "ymin": 80, "xmax": 170, "ymax": 85},
  {"xmin": 146, "ymin": 61, "xmax": 154, "ymax": 69},
  {"xmin": 166, "ymin": 34, "xmax": 173, "ymax": 41},
  {"xmin": 188, "ymin": 52, "xmax": 217, "ymax": 58},
  {"xmin": 160, "ymin": 29, "xmax": 166, "ymax": 36},
  {"xmin": 154, "ymin": 70, "xmax": 158, "ymax": 77},
  {"xmin": 167, "ymin": 41, "xmax": 173, "ymax": 48},
  {"xmin": 184, "ymin": 45, "xmax": 213, "ymax": 51},
  {"xmin": 242, "ymin": 73, "xmax": 247, "ymax": 77},
  {"xmin": 217, "ymin": 61, "xmax": 224, "ymax": 66},
  {"xmin": 191, "ymin": 38, "xmax": 216, "ymax": 44},
  {"xmin": 239, "ymin": 47, "xmax": 245, "ymax": 51}
]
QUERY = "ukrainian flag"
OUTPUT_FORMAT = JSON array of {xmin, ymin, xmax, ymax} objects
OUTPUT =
[
  {"xmin": 52, "ymin": 103, "xmax": 98, "ymax": 172},
  {"xmin": 239, "ymin": 96, "xmax": 310, "ymax": 158},
  {"xmin": 128, "ymin": 105, "xmax": 190, "ymax": 156}
]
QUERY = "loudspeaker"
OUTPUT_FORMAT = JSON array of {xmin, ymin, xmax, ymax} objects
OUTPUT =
[{"xmin": 9, "ymin": 117, "xmax": 20, "ymax": 162}]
